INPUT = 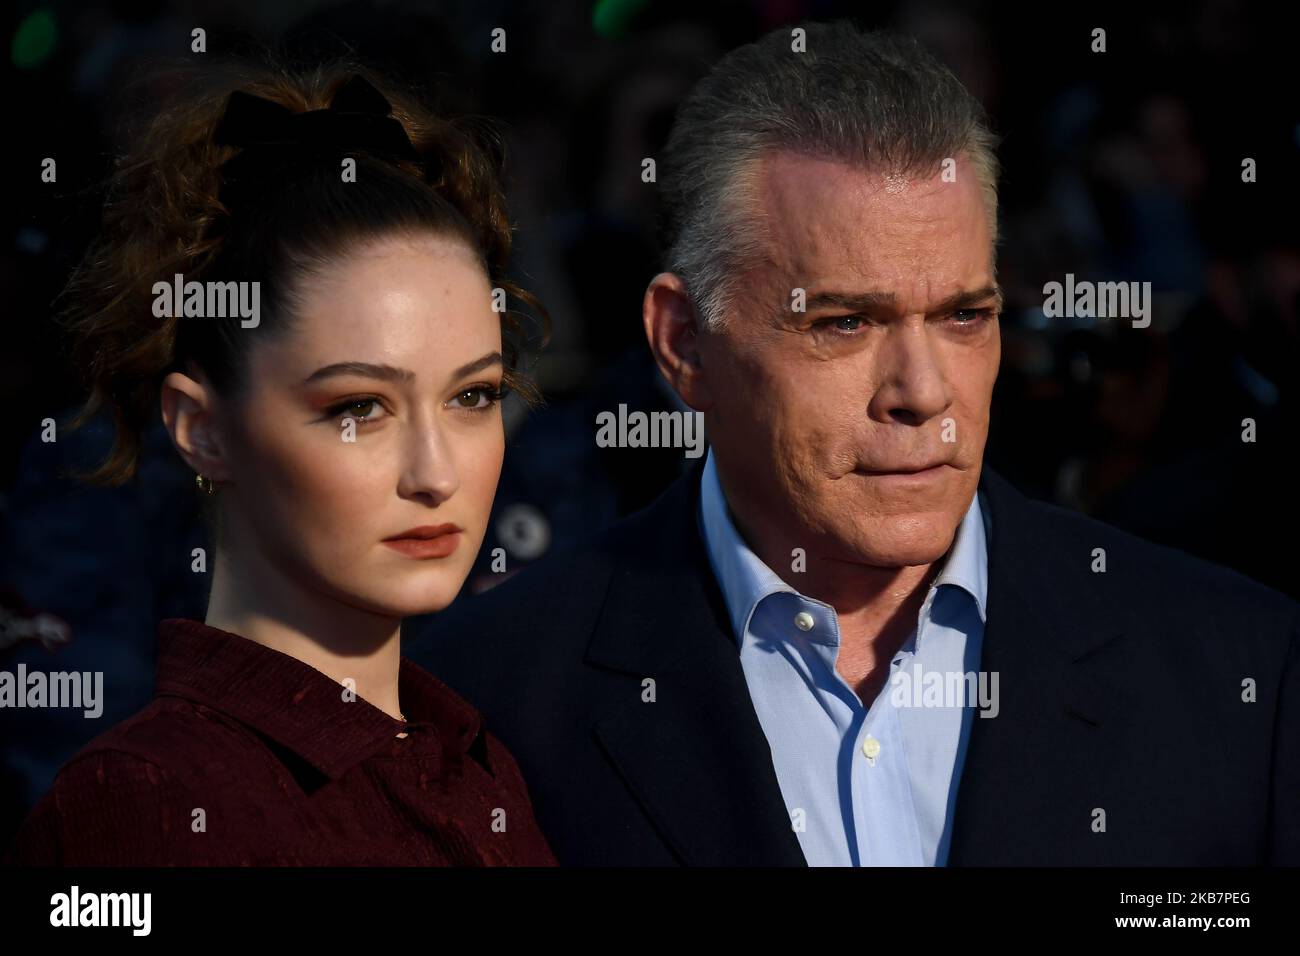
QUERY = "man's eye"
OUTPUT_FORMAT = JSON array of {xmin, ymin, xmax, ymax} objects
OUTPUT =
[
  {"xmin": 952, "ymin": 309, "xmax": 993, "ymax": 324},
  {"xmin": 820, "ymin": 315, "xmax": 865, "ymax": 333}
]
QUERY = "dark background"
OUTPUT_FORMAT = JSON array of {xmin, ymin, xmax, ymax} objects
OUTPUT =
[{"xmin": 2, "ymin": 0, "xmax": 1297, "ymax": 843}]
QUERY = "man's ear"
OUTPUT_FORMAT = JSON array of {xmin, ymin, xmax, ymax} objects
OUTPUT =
[
  {"xmin": 160, "ymin": 369, "xmax": 232, "ymax": 482},
  {"xmin": 642, "ymin": 272, "xmax": 713, "ymax": 411}
]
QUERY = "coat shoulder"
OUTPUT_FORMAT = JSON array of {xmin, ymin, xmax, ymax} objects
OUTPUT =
[{"xmin": 997, "ymin": 479, "xmax": 1299, "ymax": 662}]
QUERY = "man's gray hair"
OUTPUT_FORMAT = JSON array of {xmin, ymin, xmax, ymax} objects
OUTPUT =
[{"xmin": 658, "ymin": 21, "xmax": 1000, "ymax": 331}]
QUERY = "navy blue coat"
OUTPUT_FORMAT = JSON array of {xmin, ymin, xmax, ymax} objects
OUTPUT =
[{"xmin": 405, "ymin": 461, "xmax": 1300, "ymax": 865}]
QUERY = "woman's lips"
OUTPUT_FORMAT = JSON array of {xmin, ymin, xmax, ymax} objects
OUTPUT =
[{"xmin": 382, "ymin": 527, "xmax": 462, "ymax": 559}]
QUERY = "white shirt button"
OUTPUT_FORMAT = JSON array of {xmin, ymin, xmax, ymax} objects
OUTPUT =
[
  {"xmin": 794, "ymin": 611, "xmax": 815, "ymax": 632},
  {"xmin": 862, "ymin": 736, "xmax": 881, "ymax": 760}
]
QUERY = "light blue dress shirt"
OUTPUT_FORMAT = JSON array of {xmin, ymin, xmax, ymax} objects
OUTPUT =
[{"xmin": 696, "ymin": 450, "xmax": 989, "ymax": 866}]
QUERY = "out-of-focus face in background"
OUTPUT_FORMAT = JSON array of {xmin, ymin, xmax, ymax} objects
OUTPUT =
[
  {"xmin": 699, "ymin": 151, "xmax": 1001, "ymax": 569},
  {"xmin": 208, "ymin": 233, "xmax": 506, "ymax": 617}
]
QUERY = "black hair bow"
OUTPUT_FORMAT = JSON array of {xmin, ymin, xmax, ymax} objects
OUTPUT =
[{"xmin": 212, "ymin": 73, "xmax": 421, "ymax": 211}]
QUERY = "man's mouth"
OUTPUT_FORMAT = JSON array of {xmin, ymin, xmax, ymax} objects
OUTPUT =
[
  {"xmin": 852, "ymin": 462, "xmax": 952, "ymax": 483},
  {"xmin": 854, "ymin": 461, "xmax": 950, "ymax": 476}
]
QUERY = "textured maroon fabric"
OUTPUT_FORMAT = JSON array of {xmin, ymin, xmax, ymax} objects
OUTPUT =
[{"xmin": 3, "ymin": 619, "xmax": 557, "ymax": 866}]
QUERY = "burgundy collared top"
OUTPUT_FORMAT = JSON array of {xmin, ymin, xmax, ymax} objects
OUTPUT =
[{"xmin": 4, "ymin": 619, "xmax": 556, "ymax": 866}]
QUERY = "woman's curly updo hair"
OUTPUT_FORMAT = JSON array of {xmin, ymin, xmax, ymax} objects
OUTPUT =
[{"xmin": 59, "ymin": 56, "xmax": 549, "ymax": 487}]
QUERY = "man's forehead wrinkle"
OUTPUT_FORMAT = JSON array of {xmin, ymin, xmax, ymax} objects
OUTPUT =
[
  {"xmin": 760, "ymin": 158, "xmax": 937, "ymax": 242},
  {"xmin": 747, "ymin": 151, "xmax": 993, "ymax": 320}
]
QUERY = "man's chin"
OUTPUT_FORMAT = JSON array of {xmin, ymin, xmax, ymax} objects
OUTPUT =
[
  {"xmin": 830, "ymin": 521, "xmax": 958, "ymax": 569},
  {"xmin": 850, "ymin": 545, "xmax": 951, "ymax": 569}
]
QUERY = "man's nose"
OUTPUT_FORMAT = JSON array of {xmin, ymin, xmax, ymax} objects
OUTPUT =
[{"xmin": 869, "ymin": 320, "xmax": 951, "ymax": 425}]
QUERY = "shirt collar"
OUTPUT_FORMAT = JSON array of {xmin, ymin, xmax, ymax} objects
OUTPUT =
[
  {"xmin": 697, "ymin": 448, "xmax": 988, "ymax": 647},
  {"xmin": 937, "ymin": 481, "xmax": 989, "ymax": 623},
  {"xmin": 153, "ymin": 619, "xmax": 484, "ymax": 780}
]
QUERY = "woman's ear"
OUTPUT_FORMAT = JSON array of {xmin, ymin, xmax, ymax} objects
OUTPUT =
[{"xmin": 160, "ymin": 369, "xmax": 232, "ymax": 482}]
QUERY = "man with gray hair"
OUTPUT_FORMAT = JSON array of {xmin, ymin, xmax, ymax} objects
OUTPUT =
[{"xmin": 409, "ymin": 21, "xmax": 1298, "ymax": 865}]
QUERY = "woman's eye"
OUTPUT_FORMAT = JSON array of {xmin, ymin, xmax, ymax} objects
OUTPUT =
[
  {"xmin": 328, "ymin": 398, "xmax": 384, "ymax": 423},
  {"xmin": 451, "ymin": 386, "xmax": 502, "ymax": 411}
]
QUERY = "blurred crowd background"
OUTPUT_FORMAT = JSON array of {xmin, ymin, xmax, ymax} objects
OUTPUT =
[{"xmin": 2, "ymin": 0, "xmax": 1297, "ymax": 841}]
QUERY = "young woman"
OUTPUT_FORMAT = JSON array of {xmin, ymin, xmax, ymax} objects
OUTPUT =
[{"xmin": 4, "ymin": 60, "xmax": 555, "ymax": 865}]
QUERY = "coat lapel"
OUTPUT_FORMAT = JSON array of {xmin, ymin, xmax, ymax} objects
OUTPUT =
[
  {"xmin": 947, "ymin": 467, "xmax": 1136, "ymax": 864},
  {"xmin": 584, "ymin": 461, "xmax": 808, "ymax": 866},
  {"xmin": 581, "ymin": 460, "xmax": 1136, "ymax": 865}
]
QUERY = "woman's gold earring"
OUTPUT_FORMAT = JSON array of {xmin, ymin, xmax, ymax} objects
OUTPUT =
[{"xmin": 195, "ymin": 473, "xmax": 217, "ymax": 495}]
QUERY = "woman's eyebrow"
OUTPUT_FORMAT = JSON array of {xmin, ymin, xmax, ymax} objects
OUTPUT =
[
  {"xmin": 302, "ymin": 362, "xmax": 415, "ymax": 386},
  {"xmin": 301, "ymin": 352, "xmax": 503, "ymax": 386},
  {"xmin": 450, "ymin": 352, "xmax": 503, "ymax": 380}
]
